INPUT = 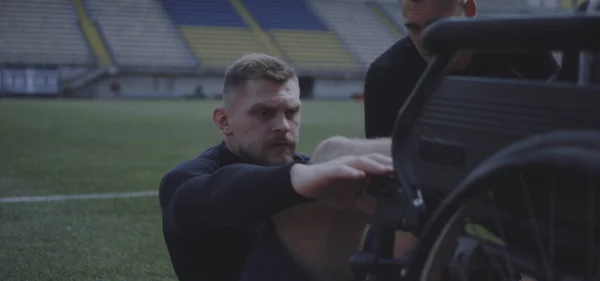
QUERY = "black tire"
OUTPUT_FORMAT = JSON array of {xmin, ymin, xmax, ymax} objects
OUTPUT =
[{"xmin": 404, "ymin": 129, "xmax": 600, "ymax": 281}]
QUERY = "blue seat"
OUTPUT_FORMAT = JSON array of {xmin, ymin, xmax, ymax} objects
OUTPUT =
[
  {"xmin": 162, "ymin": 0, "xmax": 247, "ymax": 27},
  {"xmin": 243, "ymin": 0, "xmax": 326, "ymax": 30}
]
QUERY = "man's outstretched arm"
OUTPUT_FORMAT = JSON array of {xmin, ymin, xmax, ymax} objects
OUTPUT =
[
  {"xmin": 159, "ymin": 159, "xmax": 312, "ymax": 234},
  {"xmin": 272, "ymin": 136, "xmax": 415, "ymax": 281},
  {"xmin": 313, "ymin": 136, "xmax": 418, "ymax": 256}
]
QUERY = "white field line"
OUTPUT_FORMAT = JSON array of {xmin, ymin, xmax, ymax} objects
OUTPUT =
[{"xmin": 0, "ymin": 191, "xmax": 158, "ymax": 203}]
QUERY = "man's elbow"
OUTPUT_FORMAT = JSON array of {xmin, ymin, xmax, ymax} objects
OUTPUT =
[
  {"xmin": 160, "ymin": 173, "xmax": 209, "ymax": 233},
  {"xmin": 159, "ymin": 170, "xmax": 187, "ymax": 209}
]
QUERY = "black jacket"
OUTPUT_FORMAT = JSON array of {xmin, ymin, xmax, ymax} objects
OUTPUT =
[{"xmin": 159, "ymin": 141, "xmax": 310, "ymax": 281}]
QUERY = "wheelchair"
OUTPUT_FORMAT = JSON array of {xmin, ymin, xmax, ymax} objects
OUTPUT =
[{"xmin": 351, "ymin": 5, "xmax": 600, "ymax": 281}]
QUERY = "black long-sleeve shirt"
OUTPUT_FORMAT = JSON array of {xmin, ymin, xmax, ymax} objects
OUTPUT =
[
  {"xmin": 364, "ymin": 37, "xmax": 560, "ymax": 139},
  {"xmin": 159, "ymin": 141, "xmax": 311, "ymax": 281}
]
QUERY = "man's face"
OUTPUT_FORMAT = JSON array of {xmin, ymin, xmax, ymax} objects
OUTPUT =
[
  {"xmin": 224, "ymin": 79, "xmax": 301, "ymax": 166},
  {"xmin": 403, "ymin": 0, "xmax": 466, "ymax": 62}
]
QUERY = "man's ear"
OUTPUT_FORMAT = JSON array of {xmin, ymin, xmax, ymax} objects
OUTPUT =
[
  {"xmin": 463, "ymin": 0, "xmax": 477, "ymax": 17},
  {"xmin": 213, "ymin": 107, "xmax": 232, "ymax": 135}
]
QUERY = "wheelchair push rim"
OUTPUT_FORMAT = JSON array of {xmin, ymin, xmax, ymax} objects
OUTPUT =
[{"xmin": 416, "ymin": 147, "xmax": 600, "ymax": 281}]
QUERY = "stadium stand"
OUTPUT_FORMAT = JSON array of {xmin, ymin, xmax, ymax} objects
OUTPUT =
[
  {"xmin": 376, "ymin": 2, "xmax": 407, "ymax": 32},
  {"xmin": 562, "ymin": 0, "xmax": 587, "ymax": 9},
  {"xmin": 309, "ymin": 1, "xmax": 400, "ymax": 68},
  {"xmin": 1, "ymin": 0, "xmax": 576, "ymax": 99},
  {"xmin": 85, "ymin": 0, "xmax": 197, "ymax": 69},
  {"xmin": 72, "ymin": 0, "xmax": 113, "ymax": 67},
  {"xmin": 475, "ymin": 0, "xmax": 531, "ymax": 13},
  {"xmin": 0, "ymin": 0, "xmax": 93, "ymax": 66},
  {"xmin": 366, "ymin": 2, "xmax": 406, "ymax": 38},
  {"xmin": 243, "ymin": 0, "xmax": 362, "ymax": 73},
  {"xmin": 163, "ymin": 0, "xmax": 272, "ymax": 69}
]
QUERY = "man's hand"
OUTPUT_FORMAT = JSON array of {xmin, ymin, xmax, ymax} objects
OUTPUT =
[{"xmin": 291, "ymin": 153, "xmax": 393, "ymax": 209}]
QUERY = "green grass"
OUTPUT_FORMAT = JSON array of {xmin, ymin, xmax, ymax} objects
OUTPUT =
[
  {"xmin": 0, "ymin": 99, "xmax": 504, "ymax": 281},
  {"xmin": 0, "ymin": 99, "xmax": 365, "ymax": 281}
]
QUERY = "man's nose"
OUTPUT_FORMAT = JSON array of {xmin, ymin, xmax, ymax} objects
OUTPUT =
[{"xmin": 272, "ymin": 115, "xmax": 292, "ymax": 133}]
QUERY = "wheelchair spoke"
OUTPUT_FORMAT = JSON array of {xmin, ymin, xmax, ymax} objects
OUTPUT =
[
  {"xmin": 415, "ymin": 161, "xmax": 600, "ymax": 281},
  {"xmin": 549, "ymin": 174, "xmax": 556, "ymax": 281},
  {"xmin": 456, "ymin": 259, "xmax": 471, "ymax": 281},
  {"xmin": 488, "ymin": 189, "xmax": 515, "ymax": 280},
  {"xmin": 519, "ymin": 171, "xmax": 552, "ymax": 281},
  {"xmin": 469, "ymin": 216, "xmax": 509, "ymax": 281},
  {"xmin": 589, "ymin": 177, "xmax": 596, "ymax": 281}
]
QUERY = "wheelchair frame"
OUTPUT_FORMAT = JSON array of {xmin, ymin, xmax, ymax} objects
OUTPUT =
[{"xmin": 351, "ymin": 9, "xmax": 600, "ymax": 281}]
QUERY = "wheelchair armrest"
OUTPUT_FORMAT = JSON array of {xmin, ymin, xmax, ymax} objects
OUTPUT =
[{"xmin": 421, "ymin": 14, "xmax": 600, "ymax": 54}]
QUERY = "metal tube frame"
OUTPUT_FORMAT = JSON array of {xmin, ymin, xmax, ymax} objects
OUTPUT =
[
  {"xmin": 578, "ymin": 0, "xmax": 599, "ymax": 85},
  {"xmin": 350, "ymin": 53, "xmax": 456, "ymax": 281}
]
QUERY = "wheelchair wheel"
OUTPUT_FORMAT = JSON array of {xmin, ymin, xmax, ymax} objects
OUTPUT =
[{"xmin": 409, "ymin": 133, "xmax": 600, "ymax": 281}]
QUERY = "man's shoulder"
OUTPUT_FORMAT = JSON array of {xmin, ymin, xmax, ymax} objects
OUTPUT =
[
  {"xmin": 370, "ymin": 37, "xmax": 419, "ymax": 70},
  {"xmin": 158, "ymin": 145, "xmax": 222, "ymax": 205},
  {"xmin": 169, "ymin": 145, "xmax": 222, "ymax": 177}
]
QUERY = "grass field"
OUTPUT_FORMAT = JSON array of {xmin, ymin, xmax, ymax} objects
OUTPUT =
[{"xmin": 0, "ymin": 99, "xmax": 365, "ymax": 281}]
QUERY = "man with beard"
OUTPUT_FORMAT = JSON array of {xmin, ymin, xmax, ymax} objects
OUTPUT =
[{"xmin": 158, "ymin": 53, "xmax": 394, "ymax": 281}]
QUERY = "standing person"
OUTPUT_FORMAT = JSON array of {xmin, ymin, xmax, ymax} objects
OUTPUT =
[
  {"xmin": 158, "ymin": 53, "xmax": 394, "ymax": 281},
  {"xmin": 364, "ymin": 0, "xmax": 560, "ymax": 139}
]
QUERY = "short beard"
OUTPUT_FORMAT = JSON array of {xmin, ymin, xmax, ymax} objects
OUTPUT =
[{"xmin": 237, "ymin": 146, "xmax": 294, "ymax": 166}]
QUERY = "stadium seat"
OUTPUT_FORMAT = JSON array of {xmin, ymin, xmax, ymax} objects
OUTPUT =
[
  {"xmin": 243, "ymin": 0, "xmax": 361, "ymax": 73},
  {"xmin": 163, "ymin": 0, "xmax": 247, "ymax": 27},
  {"xmin": 376, "ymin": 2, "xmax": 406, "ymax": 32},
  {"xmin": 180, "ymin": 27, "xmax": 267, "ymax": 69},
  {"xmin": 85, "ymin": 0, "xmax": 197, "ymax": 69},
  {"xmin": 269, "ymin": 30, "xmax": 360, "ymax": 72},
  {"xmin": 163, "ymin": 0, "xmax": 270, "ymax": 69},
  {"xmin": 309, "ymin": 1, "xmax": 400, "ymax": 68},
  {"xmin": 0, "ymin": 0, "xmax": 93, "ymax": 66}
]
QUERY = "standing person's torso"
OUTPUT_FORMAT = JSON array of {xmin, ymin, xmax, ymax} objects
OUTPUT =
[{"xmin": 364, "ymin": 37, "xmax": 558, "ymax": 139}]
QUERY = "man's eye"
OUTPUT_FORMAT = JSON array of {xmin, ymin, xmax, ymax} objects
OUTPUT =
[
  {"xmin": 285, "ymin": 109, "xmax": 298, "ymax": 118},
  {"xmin": 257, "ymin": 110, "xmax": 273, "ymax": 119}
]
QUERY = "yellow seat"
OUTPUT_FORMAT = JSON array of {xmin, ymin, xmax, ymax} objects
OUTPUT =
[
  {"xmin": 269, "ymin": 30, "xmax": 361, "ymax": 72},
  {"xmin": 180, "ymin": 26, "xmax": 268, "ymax": 68}
]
